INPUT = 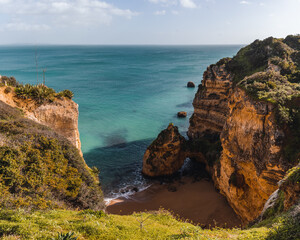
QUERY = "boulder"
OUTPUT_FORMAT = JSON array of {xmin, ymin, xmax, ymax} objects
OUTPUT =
[
  {"xmin": 142, "ymin": 124, "xmax": 186, "ymax": 177},
  {"xmin": 177, "ymin": 111, "xmax": 187, "ymax": 118}
]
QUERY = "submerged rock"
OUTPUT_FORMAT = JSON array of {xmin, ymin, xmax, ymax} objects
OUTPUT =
[
  {"xmin": 142, "ymin": 123, "xmax": 186, "ymax": 177},
  {"xmin": 187, "ymin": 81, "xmax": 195, "ymax": 88},
  {"xmin": 177, "ymin": 111, "xmax": 187, "ymax": 118}
]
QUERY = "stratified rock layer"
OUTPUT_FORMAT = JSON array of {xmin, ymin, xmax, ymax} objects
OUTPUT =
[
  {"xmin": 188, "ymin": 63, "xmax": 233, "ymax": 139},
  {"xmin": 142, "ymin": 124, "xmax": 186, "ymax": 177}
]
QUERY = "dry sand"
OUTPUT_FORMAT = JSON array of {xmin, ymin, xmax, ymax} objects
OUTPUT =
[{"xmin": 106, "ymin": 177, "xmax": 242, "ymax": 228}]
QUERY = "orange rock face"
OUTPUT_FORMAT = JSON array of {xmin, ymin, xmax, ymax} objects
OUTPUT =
[
  {"xmin": 214, "ymin": 89, "xmax": 286, "ymax": 222},
  {"xmin": 188, "ymin": 63, "xmax": 233, "ymax": 139},
  {"xmin": 0, "ymin": 86, "xmax": 82, "ymax": 154},
  {"xmin": 142, "ymin": 124, "xmax": 186, "ymax": 177}
]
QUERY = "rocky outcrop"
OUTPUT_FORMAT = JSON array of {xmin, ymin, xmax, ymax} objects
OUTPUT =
[
  {"xmin": 187, "ymin": 81, "xmax": 195, "ymax": 88},
  {"xmin": 213, "ymin": 88, "xmax": 286, "ymax": 222},
  {"xmin": 0, "ymin": 86, "xmax": 82, "ymax": 154},
  {"xmin": 259, "ymin": 163, "xmax": 300, "ymax": 221},
  {"xmin": 279, "ymin": 163, "xmax": 300, "ymax": 210},
  {"xmin": 188, "ymin": 63, "xmax": 233, "ymax": 139},
  {"xmin": 142, "ymin": 124, "xmax": 186, "ymax": 177},
  {"xmin": 177, "ymin": 111, "xmax": 187, "ymax": 118}
]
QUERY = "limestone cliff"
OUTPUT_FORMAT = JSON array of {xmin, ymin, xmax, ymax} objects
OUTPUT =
[
  {"xmin": 0, "ymin": 85, "xmax": 82, "ymax": 154},
  {"xmin": 142, "ymin": 35, "xmax": 300, "ymax": 223},
  {"xmin": 188, "ymin": 61, "xmax": 233, "ymax": 139},
  {"xmin": 214, "ymin": 88, "xmax": 286, "ymax": 222}
]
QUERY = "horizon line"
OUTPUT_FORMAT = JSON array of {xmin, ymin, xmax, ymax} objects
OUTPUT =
[{"xmin": 0, "ymin": 43, "xmax": 246, "ymax": 47}]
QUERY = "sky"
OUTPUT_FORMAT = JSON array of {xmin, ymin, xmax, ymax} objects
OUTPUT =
[{"xmin": 0, "ymin": 0, "xmax": 299, "ymax": 45}]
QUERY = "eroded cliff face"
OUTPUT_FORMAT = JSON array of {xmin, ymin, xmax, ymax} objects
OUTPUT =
[
  {"xmin": 214, "ymin": 89, "xmax": 286, "ymax": 222},
  {"xmin": 0, "ymin": 87, "xmax": 82, "ymax": 154},
  {"xmin": 188, "ymin": 63, "xmax": 233, "ymax": 139}
]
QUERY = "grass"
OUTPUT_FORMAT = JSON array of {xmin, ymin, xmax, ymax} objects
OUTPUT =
[{"xmin": 0, "ymin": 209, "xmax": 274, "ymax": 240}]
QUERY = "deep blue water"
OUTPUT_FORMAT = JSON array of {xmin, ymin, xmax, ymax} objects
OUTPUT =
[{"xmin": 0, "ymin": 45, "xmax": 241, "ymax": 197}]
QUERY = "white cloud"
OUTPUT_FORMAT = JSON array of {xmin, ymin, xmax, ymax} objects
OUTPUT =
[
  {"xmin": 149, "ymin": 0, "xmax": 176, "ymax": 5},
  {"xmin": 154, "ymin": 10, "xmax": 166, "ymax": 15},
  {"xmin": 149, "ymin": 0, "xmax": 197, "ymax": 8},
  {"xmin": 0, "ymin": 0, "xmax": 139, "ymax": 31},
  {"xmin": 1, "ymin": 22, "xmax": 50, "ymax": 31},
  {"xmin": 240, "ymin": 1, "xmax": 251, "ymax": 4},
  {"xmin": 179, "ymin": 0, "xmax": 197, "ymax": 8},
  {"xmin": 172, "ymin": 10, "xmax": 179, "ymax": 15}
]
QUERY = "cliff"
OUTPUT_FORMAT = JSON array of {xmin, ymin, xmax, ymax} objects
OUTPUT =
[
  {"xmin": 214, "ymin": 88, "xmax": 286, "ymax": 222},
  {"xmin": 0, "ymin": 81, "xmax": 82, "ymax": 154},
  {"xmin": 142, "ymin": 35, "xmax": 300, "ymax": 223},
  {"xmin": 0, "ymin": 85, "xmax": 104, "ymax": 210},
  {"xmin": 188, "ymin": 60, "xmax": 233, "ymax": 139}
]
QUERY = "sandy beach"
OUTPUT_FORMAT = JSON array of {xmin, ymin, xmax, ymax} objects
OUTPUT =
[{"xmin": 106, "ymin": 177, "xmax": 242, "ymax": 228}]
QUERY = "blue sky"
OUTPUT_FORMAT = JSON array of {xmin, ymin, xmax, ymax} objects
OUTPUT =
[{"xmin": 0, "ymin": 0, "xmax": 299, "ymax": 44}]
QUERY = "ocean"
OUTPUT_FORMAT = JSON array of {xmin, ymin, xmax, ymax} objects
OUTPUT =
[{"xmin": 0, "ymin": 45, "xmax": 241, "ymax": 198}]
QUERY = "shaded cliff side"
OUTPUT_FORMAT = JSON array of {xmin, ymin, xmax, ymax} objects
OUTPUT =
[{"xmin": 143, "ymin": 35, "xmax": 300, "ymax": 223}]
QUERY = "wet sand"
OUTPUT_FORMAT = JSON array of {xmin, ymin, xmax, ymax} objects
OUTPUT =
[{"xmin": 106, "ymin": 177, "xmax": 242, "ymax": 228}]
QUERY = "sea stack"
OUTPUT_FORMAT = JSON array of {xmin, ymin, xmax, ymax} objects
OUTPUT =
[
  {"xmin": 187, "ymin": 81, "xmax": 195, "ymax": 88},
  {"xmin": 142, "ymin": 123, "xmax": 186, "ymax": 177},
  {"xmin": 177, "ymin": 111, "xmax": 187, "ymax": 118}
]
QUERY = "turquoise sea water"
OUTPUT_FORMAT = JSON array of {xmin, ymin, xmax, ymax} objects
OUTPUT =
[{"xmin": 0, "ymin": 45, "xmax": 241, "ymax": 197}]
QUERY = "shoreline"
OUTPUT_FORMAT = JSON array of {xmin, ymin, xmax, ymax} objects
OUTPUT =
[{"xmin": 105, "ymin": 176, "xmax": 242, "ymax": 228}]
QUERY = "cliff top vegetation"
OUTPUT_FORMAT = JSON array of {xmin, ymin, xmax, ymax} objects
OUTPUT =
[{"xmin": 0, "ymin": 76, "xmax": 74, "ymax": 104}]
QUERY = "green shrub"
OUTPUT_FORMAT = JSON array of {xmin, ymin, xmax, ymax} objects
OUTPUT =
[
  {"xmin": 4, "ymin": 87, "xmax": 12, "ymax": 94},
  {"xmin": 52, "ymin": 232, "xmax": 78, "ymax": 240},
  {"xmin": 2, "ymin": 76, "xmax": 75, "ymax": 104},
  {"xmin": 0, "ymin": 76, "xmax": 18, "ymax": 87},
  {"xmin": 15, "ymin": 84, "xmax": 57, "ymax": 104},
  {"xmin": 266, "ymin": 216, "xmax": 300, "ymax": 240},
  {"xmin": 58, "ymin": 89, "xmax": 74, "ymax": 99},
  {"xmin": 80, "ymin": 209, "xmax": 106, "ymax": 218}
]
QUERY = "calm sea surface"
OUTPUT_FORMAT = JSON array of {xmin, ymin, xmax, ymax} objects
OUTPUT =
[{"xmin": 0, "ymin": 45, "xmax": 241, "ymax": 197}]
